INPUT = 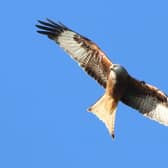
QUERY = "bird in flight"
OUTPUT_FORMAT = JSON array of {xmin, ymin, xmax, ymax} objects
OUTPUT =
[{"xmin": 36, "ymin": 19, "xmax": 168, "ymax": 138}]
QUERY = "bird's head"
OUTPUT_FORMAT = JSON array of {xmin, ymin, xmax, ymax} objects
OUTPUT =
[{"xmin": 110, "ymin": 64, "xmax": 128, "ymax": 82}]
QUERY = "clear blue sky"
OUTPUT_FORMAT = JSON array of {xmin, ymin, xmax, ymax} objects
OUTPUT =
[{"xmin": 1, "ymin": 0, "xmax": 168, "ymax": 168}]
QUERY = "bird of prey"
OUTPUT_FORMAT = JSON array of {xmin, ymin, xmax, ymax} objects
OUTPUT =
[{"xmin": 36, "ymin": 19, "xmax": 168, "ymax": 138}]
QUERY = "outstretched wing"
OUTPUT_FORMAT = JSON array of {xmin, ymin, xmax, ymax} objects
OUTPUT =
[
  {"xmin": 36, "ymin": 19, "xmax": 112, "ymax": 87},
  {"xmin": 122, "ymin": 76, "xmax": 168, "ymax": 126}
]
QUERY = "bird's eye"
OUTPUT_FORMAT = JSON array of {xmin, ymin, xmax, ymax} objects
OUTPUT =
[{"xmin": 113, "ymin": 65, "xmax": 117, "ymax": 69}]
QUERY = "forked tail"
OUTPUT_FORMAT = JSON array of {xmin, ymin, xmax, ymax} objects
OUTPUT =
[{"xmin": 88, "ymin": 94, "xmax": 118, "ymax": 138}]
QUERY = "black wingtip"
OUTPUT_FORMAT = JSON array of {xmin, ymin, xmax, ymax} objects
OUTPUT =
[{"xmin": 36, "ymin": 18, "xmax": 68, "ymax": 39}]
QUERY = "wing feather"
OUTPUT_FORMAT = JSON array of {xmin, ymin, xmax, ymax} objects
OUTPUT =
[
  {"xmin": 36, "ymin": 19, "xmax": 112, "ymax": 87},
  {"xmin": 122, "ymin": 76, "xmax": 168, "ymax": 126}
]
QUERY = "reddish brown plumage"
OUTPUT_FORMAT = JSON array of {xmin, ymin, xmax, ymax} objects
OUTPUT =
[
  {"xmin": 73, "ymin": 34, "xmax": 112, "ymax": 87},
  {"xmin": 36, "ymin": 19, "xmax": 168, "ymax": 135}
]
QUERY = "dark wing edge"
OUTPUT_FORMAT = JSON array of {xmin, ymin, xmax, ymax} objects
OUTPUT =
[
  {"xmin": 36, "ymin": 19, "xmax": 113, "ymax": 88},
  {"xmin": 121, "ymin": 76, "xmax": 168, "ymax": 126},
  {"xmin": 36, "ymin": 19, "xmax": 69, "ymax": 40}
]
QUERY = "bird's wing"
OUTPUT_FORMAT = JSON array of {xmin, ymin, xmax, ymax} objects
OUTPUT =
[
  {"xmin": 121, "ymin": 76, "xmax": 168, "ymax": 126},
  {"xmin": 36, "ymin": 19, "xmax": 112, "ymax": 87}
]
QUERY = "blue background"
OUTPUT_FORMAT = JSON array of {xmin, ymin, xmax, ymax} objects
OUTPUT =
[{"xmin": 1, "ymin": 0, "xmax": 168, "ymax": 167}]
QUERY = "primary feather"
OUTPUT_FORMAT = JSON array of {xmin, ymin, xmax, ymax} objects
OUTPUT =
[{"xmin": 36, "ymin": 19, "xmax": 112, "ymax": 87}]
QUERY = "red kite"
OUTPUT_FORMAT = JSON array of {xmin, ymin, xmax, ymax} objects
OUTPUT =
[{"xmin": 36, "ymin": 19, "xmax": 168, "ymax": 138}]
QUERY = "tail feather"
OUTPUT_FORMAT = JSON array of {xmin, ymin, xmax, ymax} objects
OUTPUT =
[{"xmin": 88, "ymin": 94, "xmax": 118, "ymax": 138}]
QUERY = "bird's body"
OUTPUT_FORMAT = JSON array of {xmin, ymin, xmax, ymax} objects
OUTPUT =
[
  {"xmin": 88, "ymin": 65, "xmax": 129, "ymax": 137},
  {"xmin": 36, "ymin": 19, "xmax": 168, "ymax": 138}
]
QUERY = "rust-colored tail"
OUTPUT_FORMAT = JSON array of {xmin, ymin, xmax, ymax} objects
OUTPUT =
[{"xmin": 88, "ymin": 94, "xmax": 118, "ymax": 138}]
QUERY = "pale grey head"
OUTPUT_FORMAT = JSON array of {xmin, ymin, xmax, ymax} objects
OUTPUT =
[{"xmin": 110, "ymin": 64, "xmax": 128, "ymax": 82}]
